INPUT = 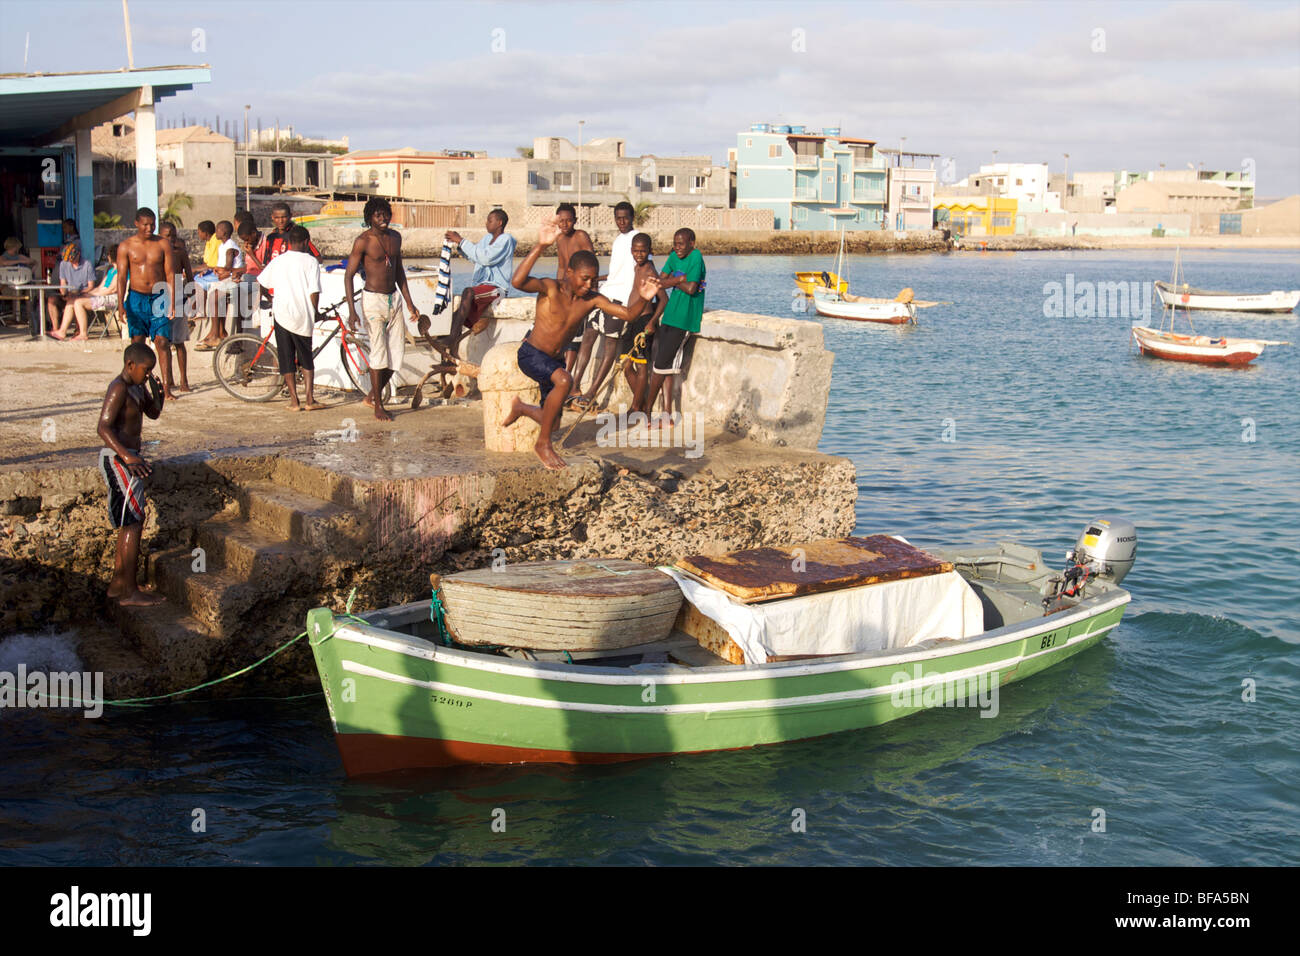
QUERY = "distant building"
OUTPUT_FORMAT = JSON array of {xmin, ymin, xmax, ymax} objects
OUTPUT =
[
  {"xmin": 241, "ymin": 149, "xmax": 334, "ymax": 192},
  {"xmin": 880, "ymin": 150, "xmax": 939, "ymax": 231},
  {"xmin": 92, "ymin": 119, "xmax": 235, "ymax": 227},
  {"xmin": 1063, "ymin": 167, "xmax": 1254, "ymax": 213},
  {"xmin": 332, "ymin": 138, "xmax": 728, "ymax": 225},
  {"xmin": 959, "ymin": 163, "xmax": 1055, "ymax": 213},
  {"xmin": 1114, "ymin": 180, "xmax": 1240, "ymax": 215},
  {"xmin": 734, "ymin": 124, "xmax": 889, "ymax": 230},
  {"xmin": 933, "ymin": 195, "xmax": 1018, "ymax": 236}
]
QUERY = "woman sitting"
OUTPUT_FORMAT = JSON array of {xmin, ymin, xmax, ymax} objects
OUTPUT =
[
  {"xmin": 46, "ymin": 242, "xmax": 95, "ymax": 334},
  {"xmin": 51, "ymin": 244, "xmax": 119, "ymax": 341}
]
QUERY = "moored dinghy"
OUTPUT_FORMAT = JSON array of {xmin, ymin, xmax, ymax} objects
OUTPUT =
[{"xmin": 306, "ymin": 519, "xmax": 1138, "ymax": 776}]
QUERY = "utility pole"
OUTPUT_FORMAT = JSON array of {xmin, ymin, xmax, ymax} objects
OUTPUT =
[
  {"xmin": 122, "ymin": 0, "xmax": 135, "ymax": 69},
  {"xmin": 244, "ymin": 104, "xmax": 251, "ymax": 212}
]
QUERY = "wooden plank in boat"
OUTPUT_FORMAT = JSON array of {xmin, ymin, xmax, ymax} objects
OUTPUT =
[
  {"xmin": 675, "ymin": 535, "xmax": 951, "ymax": 604},
  {"xmin": 441, "ymin": 559, "xmax": 678, "ymax": 598}
]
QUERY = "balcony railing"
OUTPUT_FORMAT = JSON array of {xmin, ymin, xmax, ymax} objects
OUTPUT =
[
  {"xmin": 853, "ymin": 191, "xmax": 886, "ymax": 202},
  {"xmin": 793, "ymin": 154, "xmax": 821, "ymax": 168},
  {"xmin": 794, "ymin": 187, "xmax": 819, "ymax": 200}
]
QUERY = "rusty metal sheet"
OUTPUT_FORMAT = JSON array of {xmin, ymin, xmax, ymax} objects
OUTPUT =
[{"xmin": 674, "ymin": 536, "xmax": 952, "ymax": 604}]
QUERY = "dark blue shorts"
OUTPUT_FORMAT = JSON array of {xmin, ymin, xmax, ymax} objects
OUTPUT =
[
  {"xmin": 125, "ymin": 289, "xmax": 170, "ymax": 340},
  {"xmin": 517, "ymin": 339, "xmax": 564, "ymax": 403}
]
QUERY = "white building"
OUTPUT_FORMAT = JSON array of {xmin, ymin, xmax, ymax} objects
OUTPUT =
[{"xmin": 960, "ymin": 162, "xmax": 1056, "ymax": 213}]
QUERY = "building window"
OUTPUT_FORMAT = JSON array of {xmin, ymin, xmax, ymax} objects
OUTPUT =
[
  {"xmin": 769, "ymin": 144, "xmax": 782, "ymax": 158},
  {"xmin": 112, "ymin": 124, "xmax": 125, "ymax": 137},
  {"xmin": 450, "ymin": 172, "xmax": 460, "ymax": 185},
  {"xmin": 658, "ymin": 174, "xmax": 675, "ymax": 192},
  {"xmin": 554, "ymin": 171, "xmax": 573, "ymax": 190},
  {"xmin": 743, "ymin": 170, "xmax": 750, "ymax": 178},
  {"xmin": 795, "ymin": 206, "xmax": 808, "ymax": 222},
  {"xmin": 690, "ymin": 175, "xmax": 706, "ymax": 191},
  {"xmin": 206, "ymin": 162, "xmax": 211, "ymax": 169},
  {"xmin": 247, "ymin": 159, "xmax": 262, "ymax": 177},
  {"xmin": 272, "ymin": 159, "xmax": 286, "ymax": 186},
  {"xmin": 468, "ymin": 205, "xmax": 476, "ymax": 214},
  {"xmin": 307, "ymin": 161, "xmax": 320, "ymax": 187},
  {"xmin": 492, "ymin": 170, "xmax": 503, "ymax": 185},
  {"xmin": 402, "ymin": 168, "xmax": 411, "ymax": 181},
  {"xmin": 592, "ymin": 172, "xmax": 611, "ymax": 188},
  {"xmin": 746, "ymin": 138, "xmax": 753, "ymax": 148},
  {"xmin": 467, "ymin": 171, "xmax": 475, "ymax": 182},
  {"xmin": 1016, "ymin": 178, "xmax": 1023, "ymax": 186}
]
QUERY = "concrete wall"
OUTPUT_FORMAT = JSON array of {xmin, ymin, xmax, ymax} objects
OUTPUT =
[
  {"xmin": 1023, "ymin": 211, "xmax": 1192, "ymax": 237},
  {"xmin": 440, "ymin": 298, "xmax": 834, "ymax": 450}
]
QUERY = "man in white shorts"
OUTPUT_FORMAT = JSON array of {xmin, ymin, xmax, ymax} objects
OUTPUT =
[{"xmin": 343, "ymin": 197, "xmax": 424, "ymax": 421}]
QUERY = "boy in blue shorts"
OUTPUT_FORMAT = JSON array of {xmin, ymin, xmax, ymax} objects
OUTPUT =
[{"xmin": 114, "ymin": 208, "xmax": 179, "ymax": 399}]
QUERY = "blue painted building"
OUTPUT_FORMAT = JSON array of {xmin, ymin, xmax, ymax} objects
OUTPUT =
[{"xmin": 734, "ymin": 125, "xmax": 889, "ymax": 230}]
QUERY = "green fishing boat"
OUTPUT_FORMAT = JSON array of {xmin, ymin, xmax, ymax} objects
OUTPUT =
[{"xmin": 306, "ymin": 520, "xmax": 1136, "ymax": 776}]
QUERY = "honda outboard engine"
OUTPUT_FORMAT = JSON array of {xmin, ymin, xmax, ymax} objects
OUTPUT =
[{"xmin": 1047, "ymin": 518, "xmax": 1137, "ymax": 606}]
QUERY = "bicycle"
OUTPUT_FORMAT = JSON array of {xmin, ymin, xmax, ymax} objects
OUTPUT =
[{"xmin": 211, "ymin": 297, "xmax": 391, "ymax": 403}]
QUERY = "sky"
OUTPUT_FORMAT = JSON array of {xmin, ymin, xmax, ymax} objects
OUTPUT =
[{"xmin": 3, "ymin": 0, "xmax": 1299, "ymax": 195}]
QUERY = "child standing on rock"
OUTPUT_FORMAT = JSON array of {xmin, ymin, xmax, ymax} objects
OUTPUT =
[{"xmin": 96, "ymin": 342, "xmax": 165, "ymax": 606}]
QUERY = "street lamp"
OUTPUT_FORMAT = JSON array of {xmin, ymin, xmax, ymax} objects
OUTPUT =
[
  {"xmin": 243, "ymin": 104, "xmax": 251, "ymax": 212},
  {"xmin": 577, "ymin": 119, "xmax": 585, "ymax": 228}
]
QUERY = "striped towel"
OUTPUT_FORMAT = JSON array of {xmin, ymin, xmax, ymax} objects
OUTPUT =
[{"xmin": 432, "ymin": 240, "xmax": 454, "ymax": 314}]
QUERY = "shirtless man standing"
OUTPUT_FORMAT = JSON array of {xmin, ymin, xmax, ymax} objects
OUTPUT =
[
  {"xmin": 505, "ymin": 220, "xmax": 657, "ymax": 469},
  {"xmin": 114, "ymin": 208, "xmax": 177, "ymax": 399},
  {"xmin": 344, "ymin": 197, "xmax": 424, "ymax": 422},
  {"xmin": 552, "ymin": 203, "xmax": 596, "ymax": 379}
]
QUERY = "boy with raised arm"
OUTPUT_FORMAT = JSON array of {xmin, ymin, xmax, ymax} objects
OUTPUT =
[
  {"xmin": 505, "ymin": 220, "xmax": 657, "ymax": 470},
  {"xmin": 97, "ymin": 342, "xmax": 165, "ymax": 607},
  {"xmin": 344, "ymin": 198, "xmax": 424, "ymax": 422}
]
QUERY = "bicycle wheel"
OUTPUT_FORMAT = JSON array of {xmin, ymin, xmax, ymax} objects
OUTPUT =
[
  {"xmin": 341, "ymin": 331, "xmax": 397, "ymax": 403},
  {"xmin": 212, "ymin": 333, "xmax": 282, "ymax": 402}
]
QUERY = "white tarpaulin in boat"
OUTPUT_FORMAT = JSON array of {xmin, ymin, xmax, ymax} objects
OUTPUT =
[{"xmin": 661, "ymin": 568, "xmax": 984, "ymax": 665}]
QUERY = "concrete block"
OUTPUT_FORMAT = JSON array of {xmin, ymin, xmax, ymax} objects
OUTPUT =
[{"xmin": 478, "ymin": 340, "xmax": 541, "ymax": 453}]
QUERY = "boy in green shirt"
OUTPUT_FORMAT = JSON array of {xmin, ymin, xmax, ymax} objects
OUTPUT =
[{"xmin": 648, "ymin": 228, "xmax": 705, "ymax": 429}]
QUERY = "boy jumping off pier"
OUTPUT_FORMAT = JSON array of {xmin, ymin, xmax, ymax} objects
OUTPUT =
[
  {"xmin": 97, "ymin": 342, "xmax": 165, "ymax": 606},
  {"xmin": 506, "ymin": 220, "xmax": 657, "ymax": 469}
]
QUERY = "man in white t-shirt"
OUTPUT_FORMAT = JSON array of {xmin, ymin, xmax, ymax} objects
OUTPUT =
[
  {"xmin": 256, "ymin": 226, "xmax": 323, "ymax": 411},
  {"xmin": 198, "ymin": 220, "xmax": 243, "ymax": 349},
  {"xmin": 571, "ymin": 200, "xmax": 638, "ymax": 406}
]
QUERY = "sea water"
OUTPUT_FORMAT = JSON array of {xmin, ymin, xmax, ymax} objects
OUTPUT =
[{"xmin": 1, "ymin": 249, "xmax": 1297, "ymax": 865}]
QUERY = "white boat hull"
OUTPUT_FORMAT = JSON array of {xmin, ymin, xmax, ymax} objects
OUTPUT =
[
  {"xmin": 1131, "ymin": 326, "xmax": 1265, "ymax": 365},
  {"xmin": 1154, "ymin": 282, "xmax": 1300, "ymax": 313},
  {"xmin": 812, "ymin": 288, "xmax": 915, "ymax": 324}
]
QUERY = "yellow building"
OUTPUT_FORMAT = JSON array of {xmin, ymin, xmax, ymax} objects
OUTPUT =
[{"xmin": 934, "ymin": 195, "xmax": 1018, "ymax": 236}]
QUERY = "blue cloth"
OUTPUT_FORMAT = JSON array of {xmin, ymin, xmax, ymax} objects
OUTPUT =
[
  {"xmin": 125, "ymin": 289, "xmax": 170, "ymax": 340},
  {"xmin": 517, "ymin": 339, "xmax": 564, "ymax": 403},
  {"xmin": 459, "ymin": 232, "xmax": 516, "ymax": 295}
]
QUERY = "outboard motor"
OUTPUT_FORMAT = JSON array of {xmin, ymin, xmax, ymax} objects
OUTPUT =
[{"xmin": 1046, "ymin": 518, "xmax": 1137, "ymax": 606}]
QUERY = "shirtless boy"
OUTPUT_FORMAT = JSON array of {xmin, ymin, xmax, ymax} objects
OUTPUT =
[
  {"xmin": 97, "ymin": 342, "xmax": 165, "ymax": 606},
  {"xmin": 344, "ymin": 198, "xmax": 425, "ymax": 421},
  {"xmin": 615, "ymin": 233, "xmax": 667, "ymax": 414},
  {"xmin": 552, "ymin": 203, "xmax": 595, "ymax": 376},
  {"xmin": 114, "ymin": 208, "xmax": 177, "ymax": 398},
  {"xmin": 158, "ymin": 221, "xmax": 193, "ymax": 395},
  {"xmin": 505, "ymin": 220, "xmax": 658, "ymax": 469}
]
